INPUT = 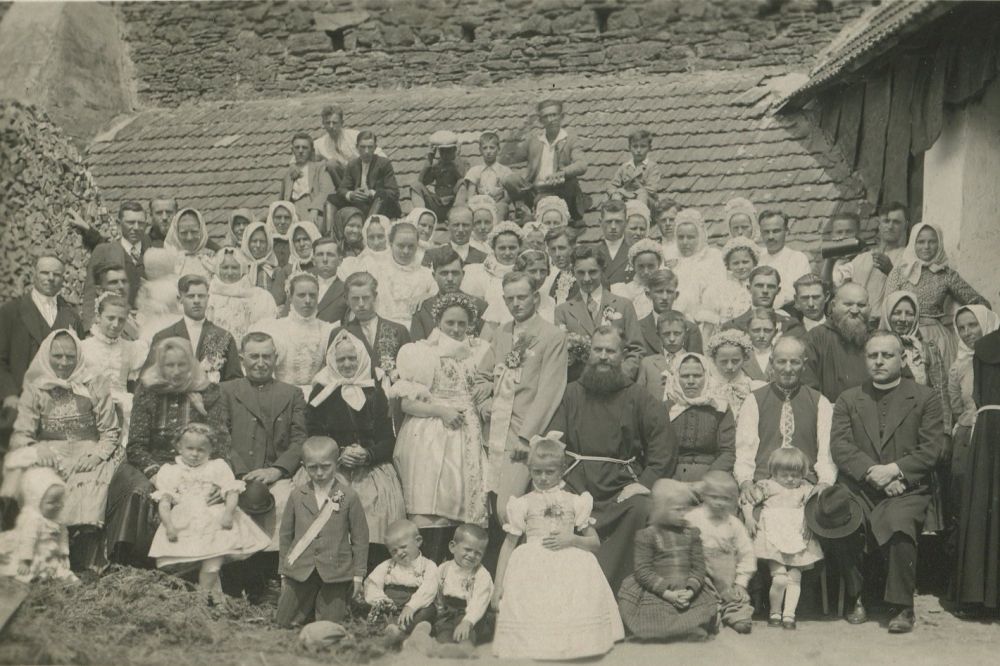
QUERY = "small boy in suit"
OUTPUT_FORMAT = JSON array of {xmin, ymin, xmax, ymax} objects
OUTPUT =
[
  {"xmin": 636, "ymin": 310, "xmax": 691, "ymax": 401},
  {"xmin": 607, "ymin": 128, "xmax": 662, "ymax": 210},
  {"xmin": 276, "ymin": 436, "xmax": 369, "ymax": 627}
]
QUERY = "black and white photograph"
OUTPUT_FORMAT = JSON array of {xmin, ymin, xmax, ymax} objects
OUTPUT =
[{"xmin": 0, "ymin": 0, "xmax": 999, "ymax": 663}]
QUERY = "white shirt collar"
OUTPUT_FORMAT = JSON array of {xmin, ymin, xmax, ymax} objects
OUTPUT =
[
  {"xmin": 30, "ymin": 288, "xmax": 58, "ymax": 326},
  {"xmin": 604, "ymin": 237, "xmax": 624, "ymax": 257},
  {"xmin": 451, "ymin": 242, "xmax": 470, "ymax": 259},
  {"xmin": 183, "ymin": 315, "xmax": 205, "ymax": 342},
  {"xmin": 803, "ymin": 316, "xmax": 825, "ymax": 331},
  {"xmin": 120, "ymin": 237, "xmax": 140, "ymax": 255},
  {"xmin": 585, "ymin": 285, "xmax": 604, "ymax": 304},
  {"xmin": 313, "ymin": 480, "xmax": 336, "ymax": 506}
]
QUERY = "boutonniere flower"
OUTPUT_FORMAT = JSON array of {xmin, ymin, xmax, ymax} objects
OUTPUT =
[
  {"xmin": 200, "ymin": 354, "xmax": 224, "ymax": 384},
  {"xmin": 601, "ymin": 306, "xmax": 623, "ymax": 325},
  {"xmin": 504, "ymin": 333, "xmax": 534, "ymax": 370},
  {"xmin": 328, "ymin": 489, "xmax": 345, "ymax": 512}
]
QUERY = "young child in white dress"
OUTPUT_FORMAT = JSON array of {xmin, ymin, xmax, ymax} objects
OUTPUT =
[
  {"xmin": 492, "ymin": 434, "xmax": 624, "ymax": 660},
  {"xmin": 148, "ymin": 423, "xmax": 270, "ymax": 603},
  {"xmin": 364, "ymin": 519, "xmax": 438, "ymax": 635},
  {"xmin": 741, "ymin": 446, "xmax": 823, "ymax": 629},
  {"xmin": 0, "ymin": 467, "xmax": 77, "ymax": 583}
]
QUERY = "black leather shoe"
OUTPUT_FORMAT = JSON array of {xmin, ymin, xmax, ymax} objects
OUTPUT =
[
  {"xmin": 888, "ymin": 608, "xmax": 915, "ymax": 634},
  {"xmin": 767, "ymin": 615, "xmax": 782, "ymax": 627},
  {"xmin": 781, "ymin": 617, "xmax": 797, "ymax": 630},
  {"xmin": 846, "ymin": 598, "xmax": 868, "ymax": 624}
]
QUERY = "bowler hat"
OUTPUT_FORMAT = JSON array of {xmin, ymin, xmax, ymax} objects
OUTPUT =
[
  {"xmin": 804, "ymin": 485, "xmax": 863, "ymax": 539},
  {"xmin": 238, "ymin": 479, "xmax": 275, "ymax": 516}
]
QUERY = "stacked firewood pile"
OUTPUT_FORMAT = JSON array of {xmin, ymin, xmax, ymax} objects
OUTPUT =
[{"xmin": 0, "ymin": 100, "xmax": 113, "ymax": 304}]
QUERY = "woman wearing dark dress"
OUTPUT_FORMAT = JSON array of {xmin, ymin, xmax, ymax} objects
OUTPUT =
[
  {"xmin": 663, "ymin": 352, "xmax": 735, "ymax": 482},
  {"xmin": 954, "ymin": 328, "xmax": 1000, "ymax": 611},
  {"xmin": 306, "ymin": 329, "xmax": 405, "ymax": 567},
  {"xmin": 104, "ymin": 337, "xmax": 228, "ymax": 565}
]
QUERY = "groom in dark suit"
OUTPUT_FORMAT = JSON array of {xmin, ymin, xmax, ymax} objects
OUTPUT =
[
  {"xmin": 333, "ymin": 131, "xmax": 401, "ymax": 219},
  {"xmin": 829, "ymin": 331, "xmax": 942, "ymax": 634},
  {"xmin": 143, "ymin": 274, "xmax": 242, "ymax": 382}
]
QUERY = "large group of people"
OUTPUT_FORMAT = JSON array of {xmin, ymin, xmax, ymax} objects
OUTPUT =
[{"xmin": 1, "ymin": 98, "xmax": 999, "ymax": 659}]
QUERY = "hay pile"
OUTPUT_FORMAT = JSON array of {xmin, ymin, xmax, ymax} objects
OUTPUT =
[
  {"xmin": 0, "ymin": 100, "xmax": 113, "ymax": 304},
  {"xmin": 0, "ymin": 567, "xmax": 389, "ymax": 666}
]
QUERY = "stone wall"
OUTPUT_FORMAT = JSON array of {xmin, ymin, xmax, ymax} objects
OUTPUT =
[{"xmin": 120, "ymin": 0, "xmax": 871, "ymax": 106}]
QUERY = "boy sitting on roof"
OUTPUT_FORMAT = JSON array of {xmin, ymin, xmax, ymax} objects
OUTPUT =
[
  {"xmin": 607, "ymin": 128, "xmax": 662, "ymax": 213},
  {"xmin": 412, "ymin": 130, "xmax": 469, "ymax": 224},
  {"xmin": 456, "ymin": 131, "xmax": 512, "ymax": 221}
]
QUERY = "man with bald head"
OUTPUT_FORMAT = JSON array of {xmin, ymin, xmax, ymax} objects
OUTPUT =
[
  {"xmin": 829, "ymin": 331, "xmax": 942, "ymax": 633},
  {"xmin": 735, "ymin": 335, "xmax": 837, "ymax": 503},
  {"xmin": 802, "ymin": 282, "xmax": 871, "ymax": 402},
  {"xmin": 422, "ymin": 206, "xmax": 486, "ymax": 268}
]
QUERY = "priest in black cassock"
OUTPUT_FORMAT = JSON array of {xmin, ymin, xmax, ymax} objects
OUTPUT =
[{"xmin": 547, "ymin": 325, "xmax": 678, "ymax": 592}]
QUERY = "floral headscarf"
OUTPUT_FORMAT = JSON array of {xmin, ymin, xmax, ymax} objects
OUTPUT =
[
  {"xmin": 24, "ymin": 329, "xmax": 94, "ymax": 400},
  {"xmin": 239, "ymin": 220, "xmax": 279, "ymax": 280},
  {"xmin": 897, "ymin": 222, "xmax": 948, "ymax": 286},
  {"xmin": 287, "ymin": 220, "xmax": 323, "ymax": 271},
  {"xmin": 673, "ymin": 208, "xmax": 709, "ymax": 260},
  {"xmin": 165, "ymin": 208, "xmax": 210, "ymax": 256},
  {"xmin": 334, "ymin": 206, "xmax": 366, "ymax": 253},
  {"xmin": 662, "ymin": 352, "xmax": 728, "ymax": 420},
  {"xmin": 724, "ymin": 197, "xmax": 760, "ymax": 243},
  {"xmin": 310, "ymin": 330, "xmax": 377, "ymax": 409},
  {"xmin": 534, "ymin": 196, "xmax": 570, "ymax": 227},
  {"xmin": 954, "ymin": 304, "xmax": 1000, "ymax": 365},
  {"xmin": 139, "ymin": 337, "xmax": 210, "ymax": 415},
  {"xmin": 265, "ymin": 201, "xmax": 299, "ymax": 241}
]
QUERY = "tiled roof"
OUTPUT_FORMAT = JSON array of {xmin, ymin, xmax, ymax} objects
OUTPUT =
[
  {"xmin": 782, "ymin": 0, "xmax": 953, "ymax": 107},
  {"xmin": 87, "ymin": 70, "xmax": 862, "ymax": 252}
]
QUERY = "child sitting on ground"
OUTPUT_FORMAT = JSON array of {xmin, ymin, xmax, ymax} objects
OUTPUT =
[
  {"xmin": 742, "ymin": 446, "xmax": 823, "ymax": 630},
  {"xmin": 492, "ymin": 434, "xmax": 623, "ymax": 660},
  {"xmin": 618, "ymin": 478, "xmax": 718, "ymax": 641},
  {"xmin": 459, "ymin": 132, "xmax": 511, "ymax": 221},
  {"xmin": 404, "ymin": 523, "xmax": 494, "ymax": 659},
  {"xmin": 607, "ymin": 128, "xmax": 662, "ymax": 210},
  {"xmin": 276, "ymin": 437, "xmax": 368, "ymax": 627},
  {"xmin": 148, "ymin": 423, "xmax": 270, "ymax": 604},
  {"xmin": 364, "ymin": 519, "xmax": 438, "ymax": 636},
  {"xmin": 0, "ymin": 466, "xmax": 77, "ymax": 583},
  {"xmin": 686, "ymin": 471, "xmax": 755, "ymax": 634}
]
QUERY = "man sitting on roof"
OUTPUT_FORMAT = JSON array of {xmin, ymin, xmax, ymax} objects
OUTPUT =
[
  {"xmin": 332, "ymin": 131, "xmax": 401, "ymax": 220},
  {"xmin": 412, "ymin": 130, "xmax": 469, "ymax": 224},
  {"xmin": 313, "ymin": 104, "xmax": 384, "ymax": 190},
  {"xmin": 502, "ymin": 99, "xmax": 589, "ymax": 226},
  {"xmin": 282, "ymin": 131, "xmax": 335, "ymax": 235}
]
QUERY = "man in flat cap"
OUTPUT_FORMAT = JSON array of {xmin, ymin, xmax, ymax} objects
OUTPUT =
[{"xmin": 413, "ymin": 129, "xmax": 469, "ymax": 223}]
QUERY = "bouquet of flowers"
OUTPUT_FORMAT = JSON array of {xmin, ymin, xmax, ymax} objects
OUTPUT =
[
  {"xmin": 566, "ymin": 332, "xmax": 591, "ymax": 366},
  {"xmin": 504, "ymin": 333, "xmax": 533, "ymax": 369}
]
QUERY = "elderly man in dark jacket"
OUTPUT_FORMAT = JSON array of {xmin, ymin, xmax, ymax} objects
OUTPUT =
[
  {"xmin": 829, "ymin": 331, "xmax": 942, "ymax": 634},
  {"xmin": 220, "ymin": 331, "xmax": 307, "ymax": 600}
]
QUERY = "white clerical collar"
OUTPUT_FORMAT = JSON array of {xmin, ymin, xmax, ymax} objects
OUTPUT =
[{"xmin": 873, "ymin": 378, "xmax": 901, "ymax": 391}]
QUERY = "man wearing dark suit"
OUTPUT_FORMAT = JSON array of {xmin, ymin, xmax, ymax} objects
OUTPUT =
[
  {"xmin": 143, "ymin": 275, "xmax": 242, "ymax": 383},
  {"xmin": 723, "ymin": 265, "xmax": 804, "ymax": 338},
  {"xmin": 544, "ymin": 226, "xmax": 579, "ymax": 307},
  {"xmin": 638, "ymin": 268, "xmax": 702, "ymax": 356},
  {"xmin": 220, "ymin": 330, "xmax": 307, "ymax": 600},
  {"xmin": 829, "ymin": 331, "xmax": 942, "ymax": 634},
  {"xmin": 421, "ymin": 206, "xmax": 487, "ymax": 269},
  {"xmin": 332, "ymin": 272, "xmax": 411, "ymax": 379},
  {"xmin": 81, "ymin": 201, "xmax": 149, "ymax": 329},
  {"xmin": 554, "ymin": 245, "xmax": 644, "ymax": 380},
  {"xmin": 0, "ymin": 254, "xmax": 84, "ymax": 412},
  {"xmin": 333, "ymin": 131, "xmax": 401, "ymax": 219},
  {"xmin": 312, "ymin": 238, "xmax": 348, "ymax": 324},
  {"xmin": 595, "ymin": 200, "xmax": 632, "ymax": 287},
  {"xmin": 411, "ymin": 248, "xmax": 488, "ymax": 341}
]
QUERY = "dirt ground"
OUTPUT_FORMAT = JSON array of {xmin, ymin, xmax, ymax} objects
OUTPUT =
[{"xmin": 380, "ymin": 595, "xmax": 998, "ymax": 666}]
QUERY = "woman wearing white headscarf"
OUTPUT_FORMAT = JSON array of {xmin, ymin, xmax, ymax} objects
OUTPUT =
[
  {"xmin": 390, "ymin": 293, "xmax": 490, "ymax": 560},
  {"xmin": 624, "ymin": 199, "xmax": 652, "ymax": 246},
  {"xmin": 164, "ymin": 208, "xmax": 215, "ymax": 278},
  {"xmin": 671, "ymin": 208, "xmax": 725, "ymax": 318},
  {"xmin": 306, "ymin": 329, "xmax": 405, "ymax": 559},
  {"xmin": 226, "ymin": 208, "xmax": 257, "ymax": 248},
  {"xmin": 208, "ymin": 247, "xmax": 278, "ymax": 345},
  {"xmin": 239, "ymin": 220, "xmax": 284, "ymax": 303},
  {"xmin": 463, "ymin": 221, "xmax": 525, "ymax": 337},
  {"xmin": 724, "ymin": 197, "xmax": 761, "ymax": 245},
  {"xmin": 886, "ymin": 222, "xmax": 990, "ymax": 370},
  {"xmin": 405, "ymin": 206, "xmax": 438, "ymax": 252},
  {"xmin": 338, "ymin": 214, "xmax": 392, "ymax": 280},
  {"xmin": 4, "ymin": 329, "xmax": 120, "ymax": 568},
  {"xmin": 468, "ymin": 194, "xmax": 498, "ymax": 254},
  {"xmin": 265, "ymin": 200, "xmax": 299, "ymax": 268},
  {"xmin": 285, "ymin": 219, "xmax": 323, "ymax": 273},
  {"xmin": 662, "ymin": 352, "xmax": 735, "ymax": 483}
]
